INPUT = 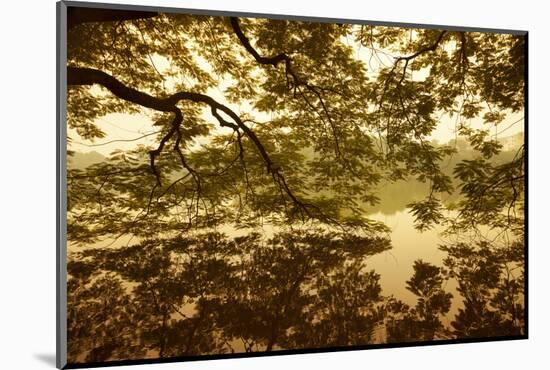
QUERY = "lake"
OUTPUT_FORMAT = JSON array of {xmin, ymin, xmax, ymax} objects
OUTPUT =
[{"xmin": 367, "ymin": 209, "xmax": 461, "ymax": 322}]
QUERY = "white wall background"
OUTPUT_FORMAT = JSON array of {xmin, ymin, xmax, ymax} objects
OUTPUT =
[{"xmin": 0, "ymin": 0, "xmax": 546, "ymax": 369}]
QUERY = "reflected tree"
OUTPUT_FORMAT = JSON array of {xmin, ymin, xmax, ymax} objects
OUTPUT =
[
  {"xmin": 441, "ymin": 240, "xmax": 524, "ymax": 338},
  {"xmin": 385, "ymin": 260, "xmax": 452, "ymax": 342},
  {"xmin": 286, "ymin": 262, "xmax": 384, "ymax": 348},
  {"xmin": 67, "ymin": 273, "xmax": 145, "ymax": 362},
  {"xmin": 67, "ymin": 230, "xmax": 391, "ymax": 360}
]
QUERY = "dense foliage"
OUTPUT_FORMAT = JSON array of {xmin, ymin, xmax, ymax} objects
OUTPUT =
[{"xmin": 65, "ymin": 7, "xmax": 525, "ymax": 363}]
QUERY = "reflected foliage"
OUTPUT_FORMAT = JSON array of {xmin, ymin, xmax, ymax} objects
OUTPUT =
[
  {"xmin": 67, "ymin": 275, "xmax": 144, "ymax": 362},
  {"xmin": 68, "ymin": 229, "xmax": 524, "ymax": 362},
  {"xmin": 385, "ymin": 260, "xmax": 452, "ymax": 342},
  {"xmin": 441, "ymin": 240, "xmax": 524, "ymax": 338},
  {"xmin": 68, "ymin": 230, "xmax": 391, "ymax": 360}
]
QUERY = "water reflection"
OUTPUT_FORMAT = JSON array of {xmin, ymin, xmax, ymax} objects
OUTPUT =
[
  {"xmin": 367, "ymin": 211, "xmax": 461, "ymax": 319},
  {"xmin": 67, "ymin": 218, "xmax": 524, "ymax": 363}
]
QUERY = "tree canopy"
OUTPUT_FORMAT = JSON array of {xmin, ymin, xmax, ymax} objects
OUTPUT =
[{"xmin": 65, "ymin": 7, "xmax": 526, "ymax": 364}]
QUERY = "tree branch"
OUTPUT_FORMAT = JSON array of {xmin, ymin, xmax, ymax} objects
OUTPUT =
[
  {"xmin": 229, "ymin": 17, "xmax": 296, "ymax": 80},
  {"xmin": 67, "ymin": 66, "xmax": 310, "ymax": 215},
  {"xmin": 377, "ymin": 31, "xmax": 447, "ymax": 120},
  {"xmin": 395, "ymin": 31, "xmax": 447, "ymax": 85},
  {"xmin": 68, "ymin": 66, "xmax": 278, "ymax": 171},
  {"xmin": 395, "ymin": 31, "xmax": 447, "ymax": 63},
  {"xmin": 68, "ymin": 66, "xmax": 176, "ymax": 112},
  {"xmin": 230, "ymin": 17, "xmax": 347, "ymax": 162}
]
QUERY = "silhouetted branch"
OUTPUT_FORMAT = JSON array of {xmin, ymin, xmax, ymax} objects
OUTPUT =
[
  {"xmin": 378, "ymin": 30, "xmax": 447, "ymax": 107},
  {"xmin": 174, "ymin": 124, "xmax": 202, "ymax": 216},
  {"xmin": 67, "ymin": 66, "xmax": 310, "ymax": 216},
  {"xmin": 148, "ymin": 110, "xmax": 182, "ymax": 185},
  {"xmin": 230, "ymin": 17, "xmax": 347, "ymax": 163},
  {"xmin": 396, "ymin": 31, "xmax": 447, "ymax": 63},
  {"xmin": 229, "ymin": 17, "xmax": 299, "ymax": 89},
  {"xmin": 396, "ymin": 31, "xmax": 447, "ymax": 84}
]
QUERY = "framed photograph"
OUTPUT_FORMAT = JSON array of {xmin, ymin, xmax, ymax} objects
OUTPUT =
[{"xmin": 57, "ymin": 1, "xmax": 527, "ymax": 368}]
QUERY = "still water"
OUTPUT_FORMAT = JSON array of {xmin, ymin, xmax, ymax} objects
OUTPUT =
[
  {"xmin": 69, "ymin": 208, "xmax": 462, "ymax": 321},
  {"xmin": 367, "ymin": 210, "xmax": 461, "ymax": 321}
]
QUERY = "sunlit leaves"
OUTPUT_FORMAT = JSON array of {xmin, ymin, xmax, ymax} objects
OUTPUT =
[
  {"xmin": 66, "ymin": 11, "xmax": 524, "ymax": 232},
  {"xmin": 407, "ymin": 198, "xmax": 445, "ymax": 231},
  {"xmin": 450, "ymin": 149, "xmax": 524, "ymax": 230}
]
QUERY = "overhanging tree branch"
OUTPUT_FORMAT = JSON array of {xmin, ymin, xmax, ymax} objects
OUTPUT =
[
  {"xmin": 377, "ymin": 30, "xmax": 447, "ymax": 126},
  {"xmin": 148, "ymin": 110, "xmax": 181, "ymax": 185},
  {"xmin": 395, "ymin": 30, "xmax": 447, "ymax": 85},
  {"xmin": 67, "ymin": 66, "xmax": 311, "ymax": 215},
  {"xmin": 229, "ymin": 17, "xmax": 347, "ymax": 162},
  {"xmin": 229, "ymin": 17, "xmax": 298, "ymax": 89},
  {"xmin": 396, "ymin": 31, "xmax": 448, "ymax": 63},
  {"xmin": 67, "ymin": 67, "xmax": 274, "ymax": 169}
]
